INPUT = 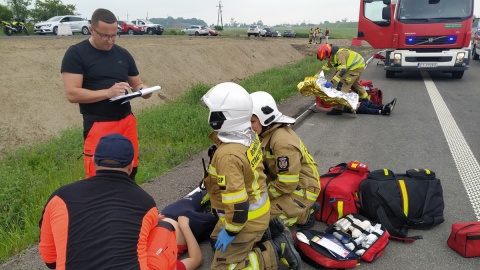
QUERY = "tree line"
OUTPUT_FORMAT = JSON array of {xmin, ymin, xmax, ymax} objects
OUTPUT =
[{"xmin": 0, "ymin": 0, "xmax": 75, "ymax": 22}]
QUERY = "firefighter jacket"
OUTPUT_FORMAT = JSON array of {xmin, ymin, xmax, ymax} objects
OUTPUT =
[
  {"xmin": 322, "ymin": 48, "xmax": 366, "ymax": 84},
  {"xmin": 309, "ymin": 28, "xmax": 313, "ymax": 37},
  {"xmin": 260, "ymin": 124, "xmax": 320, "ymax": 202},
  {"xmin": 204, "ymin": 132, "xmax": 270, "ymax": 235}
]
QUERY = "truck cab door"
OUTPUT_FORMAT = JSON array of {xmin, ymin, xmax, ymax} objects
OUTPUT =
[{"xmin": 358, "ymin": 0, "xmax": 396, "ymax": 48}]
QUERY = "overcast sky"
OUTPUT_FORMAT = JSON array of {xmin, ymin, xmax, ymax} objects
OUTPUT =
[
  {"xmin": 48, "ymin": 0, "xmax": 358, "ymax": 25},
  {"xmin": 48, "ymin": 0, "xmax": 480, "ymax": 26},
  {"xmin": 3, "ymin": 0, "xmax": 479, "ymax": 26}
]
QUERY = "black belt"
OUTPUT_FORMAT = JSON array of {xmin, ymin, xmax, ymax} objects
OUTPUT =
[{"xmin": 83, "ymin": 111, "xmax": 132, "ymax": 122}]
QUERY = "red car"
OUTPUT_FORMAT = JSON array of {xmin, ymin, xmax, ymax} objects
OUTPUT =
[
  {"xmin": 117, "ymin": 20, "xmax": 144, "ymax": 35},
  {"xmin": 206, "ymin": 27, "xmax": 218, "ymax": 36}
]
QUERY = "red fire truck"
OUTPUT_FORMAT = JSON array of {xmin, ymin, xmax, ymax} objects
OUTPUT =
[{"xmin": 358, "ymin": 0, "xmax": 474, "ymax": 79}]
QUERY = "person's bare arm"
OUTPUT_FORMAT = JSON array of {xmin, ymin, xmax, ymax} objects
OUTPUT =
[
  {"xmin": 128, "ymin": 75, "xmax": 152, "ymax": 99},
  {"xmin": 62, "ymin": 72, "xmax": 131, "ymax": 103},
  {"xmin": 178, "ymin": 216, "xmax": 203, "ymax": 270}
]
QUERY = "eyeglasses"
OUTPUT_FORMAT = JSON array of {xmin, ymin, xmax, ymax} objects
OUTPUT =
[{"xmin": 91, "ymin": 27, "xmax": 118, "ymax": 41}]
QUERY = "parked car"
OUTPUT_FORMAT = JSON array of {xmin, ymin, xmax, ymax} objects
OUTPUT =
[
  {"xmin": 264, "ymin": 27, "xmax": 278, "ymax": 37},
  {"xmin": 247, "ymin": 25, "xmax": 266, "ymax": 37},
  {"xmin": 283, "ymin": 29, "xmax": 296, "ymax": 38},
  {"xmin": 184, "ymin": 25, "xmax": 209, "ymax": 36},
  {"xmin": 34, "ymin": 15, "xmax": 90, "ymax": 35},
  {"xmin": 206, "ymin": 27, "xmax": 218, "ymax": 36},
  {"xmin": 117, "ymin": 20, "xmax": 144, "ymax": 35},
  {"xmin": 130, "ymin": 19, "xmax": 164, "ymax": 35}
]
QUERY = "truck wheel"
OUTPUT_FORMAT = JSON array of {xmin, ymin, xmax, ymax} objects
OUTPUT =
[
  {"xmin": 451, "ymin": 71, "xmax": 464, "ymax": 79},
  {"xmin": 147, "ymin": 28, "xmax": 154, "ymax": 35},
  {"xmin": 248, "ymin": 34, "xmax": 251, "ymax": 37},
  {"xmin": 385, "ymin": 70, "xmax": 395, "ymax": 78},
  {"xmin": 127, "ymin": 29, "xmax": 134, "ymax": 35},
  {"xmin": 473, "ymin": 45, "xmax": 479, "ymax": 60}
]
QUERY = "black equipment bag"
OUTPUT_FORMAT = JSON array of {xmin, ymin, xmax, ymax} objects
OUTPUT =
[{"xmin": 359, "ymin": 168, "xmax": 444, "ymax": 242}]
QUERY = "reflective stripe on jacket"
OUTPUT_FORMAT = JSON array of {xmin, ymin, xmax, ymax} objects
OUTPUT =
[
  {"xmin": 260, "ymin": 124, "xmax": 320, "ymax": 201},
  {"xmin": 322, "ymin": 48, "xmax": 366, "ymax": 75},
  {"xmin": 204, "ymin": 133, "xmax": 269, "ymax": 234}
]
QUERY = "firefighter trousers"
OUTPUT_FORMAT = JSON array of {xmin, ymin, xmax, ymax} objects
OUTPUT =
[
  {"xmin": 210, "ymin": 214, "xmax": 278, "ymax": 269},
  {"xmin": 269, "ymin": 192, "xmax": 316, "ymax": 226}
]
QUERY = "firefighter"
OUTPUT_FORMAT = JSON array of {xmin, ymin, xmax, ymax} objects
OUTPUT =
[
  {"xmin": 250, "ymin": 91, "xmax": 321, "ymax": 229},
  {"xmin": 317, "ymin": 43, "xmax": 370, "ymax": 115},
  {"xmin": 314, "ymin": 26, "xmax": 320, "ymax": 44},
  {"xmin": 201, "ymin": 82, "xmax": 302, "ymax": 270},
  {"xmin": 308, "ymin": 27, "xmax": 313, "ymax": 44}
]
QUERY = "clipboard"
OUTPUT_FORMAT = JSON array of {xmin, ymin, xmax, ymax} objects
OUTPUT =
[{"xmin": 109, "ymin": 85, "xmax": 161, "ymax": 104}]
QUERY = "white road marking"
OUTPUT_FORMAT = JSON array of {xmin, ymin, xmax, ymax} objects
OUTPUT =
[{"xmin": 422, "ymin": 71, "xmax": 480, "ymax": 220}]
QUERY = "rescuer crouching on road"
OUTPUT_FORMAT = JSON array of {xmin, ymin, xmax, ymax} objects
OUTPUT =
[
  {"xmin": 317, "ymin": 44, "xmax": 370, "ymax": 115},
  {"xmin": 250, "ymin": 91, "xmax": 321, "ymax": 229},
  {"xmin": 200, "ymin": 82, "xmax": 302, "ymax": 270}
]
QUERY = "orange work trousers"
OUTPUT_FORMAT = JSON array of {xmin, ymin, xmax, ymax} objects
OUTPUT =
[{"xmin": 83, "ymin": 114, "xmax": 139, "ymax": 178}]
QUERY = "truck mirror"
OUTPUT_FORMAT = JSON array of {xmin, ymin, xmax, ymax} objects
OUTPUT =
[{"xmin": 382, "ymin": 6, "xmax": 391, "ymax": 20}]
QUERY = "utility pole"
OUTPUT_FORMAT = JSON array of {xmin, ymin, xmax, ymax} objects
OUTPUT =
[{"xmin": 216, "ymin": 1, "xmax": 223, "ymax": 29}]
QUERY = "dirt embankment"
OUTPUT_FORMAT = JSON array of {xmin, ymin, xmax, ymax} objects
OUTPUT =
[{"xmin": 0, "ymin": 35, "xmax": 350, "ymax": 153}]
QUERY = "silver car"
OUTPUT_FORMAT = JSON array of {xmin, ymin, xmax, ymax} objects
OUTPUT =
[
  {"xmin": 184, "ymin": 25, "xmax": 209, "ymax": 36},
  {"xmin": 34, "ymin": 15, "xmax": 90, "ymax": 35}
]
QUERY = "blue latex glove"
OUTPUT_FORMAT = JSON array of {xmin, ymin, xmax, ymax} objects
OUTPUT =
[
  {"xmin": 325, "ymin": 81, "xmax": 332, "ymax": 88},
  {"xmin": 214, "ymin": 227, "xmax": 236, "ymax": 253}
]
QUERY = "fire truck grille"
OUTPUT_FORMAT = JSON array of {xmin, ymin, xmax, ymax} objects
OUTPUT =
[{"xmin": 405, "ymin": 36, "xmax": 457, "ymax": 45}]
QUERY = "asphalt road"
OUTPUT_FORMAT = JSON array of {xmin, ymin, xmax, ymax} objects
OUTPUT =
[
  {"xmin": 293, "ymin": 59, "xmax": 480, "ymax": 270},
  {"xmin": 2, "ymin": 56, "xmax": 480, "ymax": 270}
]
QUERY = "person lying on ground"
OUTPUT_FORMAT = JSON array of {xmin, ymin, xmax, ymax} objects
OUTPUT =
[
  {"xmin": 160, "ymin": 188, "xmax": 218, "ymax": 243},
  {"xmin": 159, "ymin": 215, "xmax": 204, "ymax": 270},
  {"xmin": 311, "ymin": 96, "xmax": 397, "ymax": 115}
]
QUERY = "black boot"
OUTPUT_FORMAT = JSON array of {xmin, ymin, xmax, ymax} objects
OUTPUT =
[
  {"xmin": 260, "ymin": 227, "xmax": 272, "ymax": 242},
  {"xmin": 271, "ymin": 231, "xmax": 303, "ymax": 270},
  {"xmin": 296, "ymin": 201, "xmax": 320, "ymax": 230},
  {"xmin": 381, "ymin": 104, "xmax": 392, "ymax": 115},
  {"xmin": 388, "ymin": 98, "xmax": 397, "ymax": 113},
  {"xmin": 326, "ymin": 109, "xmax": 343, "ymax": 115},
  {"xmin": 269, "ymin": 217, "xmax": 288, "ymax": 239}
]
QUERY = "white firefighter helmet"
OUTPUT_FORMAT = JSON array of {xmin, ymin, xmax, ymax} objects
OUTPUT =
[
  {"xmin": 250, "ymin": 91, "xmax": 295, "ymax": 126},
  {"xmin": 201, "ymin": 82, "xmax": 253, "ymax": 132}
]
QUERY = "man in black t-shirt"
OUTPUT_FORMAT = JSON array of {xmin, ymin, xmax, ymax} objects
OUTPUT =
[{"xmin": 61, "ymin": 8, "xmax": 152, "ymax": 180}]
